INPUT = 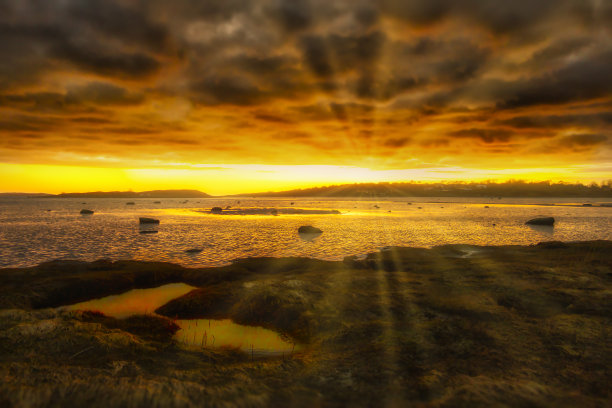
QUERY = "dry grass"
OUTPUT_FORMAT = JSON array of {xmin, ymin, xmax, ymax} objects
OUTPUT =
[{"xmin": 1, "ymin": 241, "xmax": 611, "ymax": 407}]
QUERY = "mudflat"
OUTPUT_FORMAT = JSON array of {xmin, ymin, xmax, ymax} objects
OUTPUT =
[{"xmin": 1, "ymin": 241, "xmax": 611, "ymax": 407}]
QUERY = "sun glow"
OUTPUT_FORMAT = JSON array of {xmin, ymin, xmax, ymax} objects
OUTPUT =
[{"xmin": 1, "ymin": 162, "xmax": 608, "ymax": 196}]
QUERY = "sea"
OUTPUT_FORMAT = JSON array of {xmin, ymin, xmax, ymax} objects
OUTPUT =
[{"xmin": 1, "ymin": 197, "xmax": 611, "ymax": 269}]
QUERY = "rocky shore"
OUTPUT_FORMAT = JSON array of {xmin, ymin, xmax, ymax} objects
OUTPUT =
[{"xmin": 1, "ymin": 241, "xmax": 611, "ymax": 407}]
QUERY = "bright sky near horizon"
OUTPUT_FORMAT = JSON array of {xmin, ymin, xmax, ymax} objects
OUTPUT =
[{"xmin": 1, "ymin": 1, "xmax": 611, "ymax": 194}]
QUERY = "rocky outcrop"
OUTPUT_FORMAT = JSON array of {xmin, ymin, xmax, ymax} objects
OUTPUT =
[
  {"xmin": 139, "ymin": 217, "xmax": 160, "ymax": 224},
  {"xmin": 298, "ymin": 226, "xmax": 322, "ymax": 234},
  {"xmin": 526, "ymin": 217, "xmax": 555, "ymax": 225}
]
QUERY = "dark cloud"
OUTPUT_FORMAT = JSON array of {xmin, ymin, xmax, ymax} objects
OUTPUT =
[
  {"xmin": 448, "ymin": 128, "xmax": 514, "ymax": 144},
  {"xmin": 498, "ymin": 48, "xmax": 612, "ymax": 108},
  {"xmin": 496, "ymin": 112, "xmax": 612, "ymax": 130},
  {"xmin": 269, "ymin": 0, "xmax": 312, "ymax": 32},
  {"xmin": 557, "ymin": 133, "xmax": 609, "ymax": 151},
  {"xmin": 380, "ymin": 0, "xmax": 593, "ymax": 35},
  {"xmin": 299, "ymin": 35, "xmax": 334, "ymax": 79},
  {"xmin": 0, "ymin": 0, "xmax": 610, "ymax": 172}
]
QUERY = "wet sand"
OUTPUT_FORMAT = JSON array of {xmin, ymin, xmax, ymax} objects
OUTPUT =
[{"xmin": 0, "ymin": 241, "xmax": 611, "ymax": 407}]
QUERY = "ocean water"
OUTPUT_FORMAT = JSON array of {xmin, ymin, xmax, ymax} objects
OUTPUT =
[{"xmin": 0, "ymin": 197, "xmax": 611, "ymax": 269}]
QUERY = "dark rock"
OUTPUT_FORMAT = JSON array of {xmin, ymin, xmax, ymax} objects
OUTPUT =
[
  {"xmin": 484, "ymin": 206, "xmax": 489, "ymax": 208},
  {"xmin": 139, "ymin": 230, "xmax": 158, "ymax": 234},
  {"xmin": 80, "ymin": 209, "xmax": 94, "ymax": 215},
  {"xmin": 225, "ymin": 205, "xmax": 231, "ymax": 210},
  {"xmin": 211, "ymin": 207, "xmax": 223, "ymax": 213},
  {"xmin": 526, "ymin": 217, "xmax": 555, "ymax": 226},
  {"xmin": 582, "ymin": 203, "xmax": 593, "ymax": 207},
  {"xmin": 185, "ymin": 248, "xmax": 203, "ymax": 253},
  {"xmin": 126, "ymin": 202, "xmax": 135, "ymax": 205},
  {"xmin": 271, "ymin": 209, "xmax": 278, "ymax": 215},
  {"xmin": 298, "ymin": 226, "xmax": 322, "ymax": 234},
  {"xmin": 139, "ymin": 217, "xmax": 160, "ymax": 224},
  {"xmin": 153, "ymin": 201, "xmax": 161, "ymax": 204}
]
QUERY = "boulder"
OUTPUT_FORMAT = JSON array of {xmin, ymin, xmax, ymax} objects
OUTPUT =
[
  {"xmin": 80, "ymin": 209, "xmax": 94, "ymax": 215},
  {"xmin": 525, "ymin": 217, "xmax": 555, "ymax": 226},
  {"xmin": 582, "ymin": 203, "xmax": 592, "ymax": 207},
  {"xmin": 211, "ymin": 207, "xmax": 223, "ymax": 213},
  {"xmin": 153, "ymin": 201, "xmax": 161, "ymax": 204},
  {"xmin": 298, "ymin": 226, "xmax": 322, "ymax": 234},
  {"xmin": 139, "ymin": 217, "xmax": 160, "ymax": 224},
  {"xmin": 185, "ymin": 248, "xmax": 203, "ymax": 253},
  {"xmin": 126, "ymin": 202, "xmax": 135, "ymax": 205}
]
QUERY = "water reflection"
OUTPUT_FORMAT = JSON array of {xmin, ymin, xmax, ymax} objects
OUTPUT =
[
  {"xmin": 62, "ymin": 283, "xmax": 196, "ymax": 318},
  {"xmin": 60, "ymin": 283, "xmax": 299, "ymax": 355},
  {"xmin": 175, "ymin": 318, "xmax": 297, "ymax": 356},
  {"xmin": 527, "ymin": 224, "xmax": 555, "ymax": 236}
]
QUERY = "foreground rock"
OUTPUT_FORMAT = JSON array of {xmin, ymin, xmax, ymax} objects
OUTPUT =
[
  {"xmin": 139, "ymin": 217, "xmax": 160, "ymax": 224},
  {"xmin": 79, "ymin": 209, "xmax": 94, "ymax": 215},
  {"xmin": 297, "ymin": 226, "xmax": 323, "ymax": 234},
  {"xmin": 526, "ymin": 216, "xmax": 555, "ymax": 225}
]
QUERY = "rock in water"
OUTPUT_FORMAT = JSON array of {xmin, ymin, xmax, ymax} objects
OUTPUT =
[
  {"xmin": 185, "ymin": 248, "xmax": 203, "ymax": 253},
  {"xmin": 139, "ymin": 230, "xmax": 158, "ymax": 234},
  {"xmin": 126, "ymin": 202, "xmax": 135, "ymax": 205},
  {"xmin": 139, "ymin": 217, "xmax": 160, "ymax": 224},
  {"xmin": 298, "ymin": 226, "xmax": 322, "ymax": 234},
  {"xmin": 211, "ymin": 207, "xmax": 223, "ymax": 213},
  {"xmin": 525, "ymin": 217, "xmax": 555, "ymax": 226},
  {"xmin": 80, "ymin": 209, "xmax": 94, "ymax": 215}
]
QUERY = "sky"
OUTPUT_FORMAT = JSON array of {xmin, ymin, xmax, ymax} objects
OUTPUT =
[{"xmin": 0, "ymin": 0, "xmax": 611, "ymax": 195}]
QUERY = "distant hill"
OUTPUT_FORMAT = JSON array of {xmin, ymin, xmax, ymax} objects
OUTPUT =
[
  {"xmin": 237, "ymin": 181, "xmax": 612, "ymax": 198},
  {"xmin": 0, "ymin": 193, "xmax": 55, "ymax": 198},
  {"xmin": 54, "ymin": 189, "xmax": 210, "ymax": 198}
]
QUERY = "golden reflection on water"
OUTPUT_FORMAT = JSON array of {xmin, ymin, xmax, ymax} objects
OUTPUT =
[
  {"xmin": 175, "ymin": 319, "xmax": 297, "ymax": 354},
  {"xmin": 62, "ymin": 283, "xmax": 196, "ymax": 318},
  {"xmin": 62, "ymin": 283, "xmax": 299, "ymax": 354}
]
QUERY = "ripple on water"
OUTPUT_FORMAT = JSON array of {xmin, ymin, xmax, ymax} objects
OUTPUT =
[{"xmin": 1, "ymin": 197, "xmax": 611, "ymax": 268}]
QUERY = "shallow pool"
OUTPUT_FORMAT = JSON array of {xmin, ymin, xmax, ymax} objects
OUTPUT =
[{"xmin": 61, "ymin": 283, "xmax": 298, "ymax": 355}]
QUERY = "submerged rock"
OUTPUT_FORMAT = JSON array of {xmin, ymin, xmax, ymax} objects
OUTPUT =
[
  {"xmin": 153, "ymin": 201, "xmax": 161, "ymax": 204},
  {"xmin": 139, "ymin": 230, "xmax": 158, "ymax": 234},
  {"xmin": 298, "ymin": 226, "xmax": 322, "ymax": 234},
  {"xmin": 126, "ymin": 202, "xmax": 135, "ymax": 205},
  {"xmin": 526, "ymin": 217, "xmax": 555, "ymax": 226},
  {"xmin": 185, "ymin": 248, "xmax": 203, "ymax": 253},
  {"xmin": 139, "ymin": 217, "xmax": 160, "ymax": 224},
  {"xmin": 582, "ymin": 203, "xmax": 593, "ymax": 207},
  {"xmin": 211, "ymin": 207, "xmax": 223, "ymax": 213},
  {"xmin": 80, "ymin": 209, "xmax": 94, "ymax": 215}
]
